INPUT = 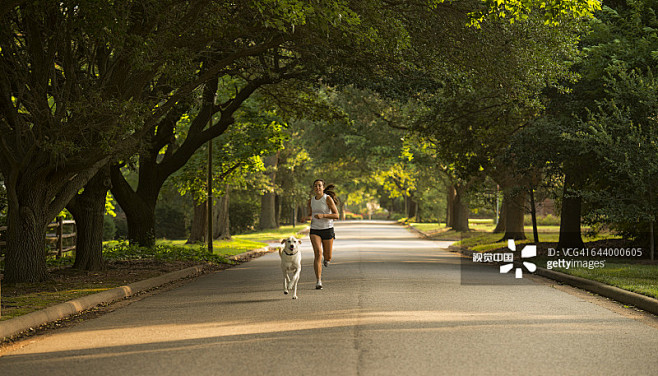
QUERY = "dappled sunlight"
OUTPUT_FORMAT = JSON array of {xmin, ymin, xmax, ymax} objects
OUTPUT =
[{"xmin": 8, "ymin": 309, "xmax": 615, "ymax": 356}]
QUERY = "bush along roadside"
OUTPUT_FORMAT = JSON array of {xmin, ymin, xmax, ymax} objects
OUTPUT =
[{"xmin": 103, "ymin": 241, "xmax": 232, "ymax": 264}]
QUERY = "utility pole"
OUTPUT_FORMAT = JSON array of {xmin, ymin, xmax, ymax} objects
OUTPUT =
[
  {"xmin": 207, "ymin": 131, "xmax": 213, "ymax": 254},
  {"xmin": 495, "ymin": 184, "xmax": 500, "ymax": 225}
]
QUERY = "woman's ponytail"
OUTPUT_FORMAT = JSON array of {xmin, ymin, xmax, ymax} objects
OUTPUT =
[{"xmin": 324, "ymin": 184, "xmax": 340, "ymax": 206}]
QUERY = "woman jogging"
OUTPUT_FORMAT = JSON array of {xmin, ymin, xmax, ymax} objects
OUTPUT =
[{"xmin": 303, "ymin": 179, "xmax": 339, "ymax": 290}]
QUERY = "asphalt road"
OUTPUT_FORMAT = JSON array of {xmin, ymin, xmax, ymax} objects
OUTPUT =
[{"xmin": 1, "ymin": 221, "xmax": 657, "ymax": 375}]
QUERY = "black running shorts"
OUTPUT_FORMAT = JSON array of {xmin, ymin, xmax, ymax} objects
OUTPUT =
[{"xmin": 310, "ymin": 227, "xmax": 335, "ymax": 240}]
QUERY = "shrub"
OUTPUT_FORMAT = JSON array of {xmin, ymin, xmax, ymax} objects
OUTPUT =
[
  {"xmin": 113, "ymin": 212, "xmax": 128, "ymax": 240},
  {"xmin": 390, "ymin": 213, "xmax": 406, "ymax": 221},
  {"xmin": 155, "ymin": 205, "xmax": 188, "ymax": 239},
  {"xmin": 103, "ymin": 241, "xmax": 230, "ymax": 264},
  {"xmin": 103, "ymin": 215, "xmax": 116, "ymax": 241},
  {"xmin": 344, "ymin": 211, "xmax": 364, "ymax": 220},
  {"xmin": 538, "ymin": 214, "xmax": 560, "ymax": 226},
  {"xmin": 524, "ymin": 214, "xmax": 561, "ymax": 226},
  {"xmin": 230, "ymin": 200, "xmax": 259, "ymax": 234},
  {"xmin": 370, "ymin": 212, "xmax": 389, "ymax": 220}
]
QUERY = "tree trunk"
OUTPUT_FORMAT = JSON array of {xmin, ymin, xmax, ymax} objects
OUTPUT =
[
  {"xmin": 450, "ymin": 185, "xmax": 470, "ymax": 232},
  {"xmin": 259, "ymin": 153, "xmax": 279, "ymax": 230},
  {"xmin": 451, "ymin": 199, "xmax": 469, "ymax": 232},
  {"xmin": 529, "ymin": 187, "xmax": 539, "ymax": 243},
  {"xmin": 260, "ymin": 192, "xmax": 277, "ymax": 230},
  {"xmin": 338, "ymin": 200, "xmax": 345, "ymax": 220},
  {"xmin": 403, "ymin": 195, "xmax": 409, "ymax": 219},
  {"xmin": 126, "ymin": 208, "xmax": 157, "ymax": 247},
  {"xmin": 557, "ymin": 172, "xmax": 584, "ymax": 250},
  {"xmin": 407, "ymin": 195, "xmax": 418, "ymax": 219},
  {"xmin": 501, "ymin": 188, "xmax": 526, "ymax": 241},
  {"xmin": 493, "ymin": 197, "xmax": 506, "ymax": 233},
  {"xmin": 110, "ymin": 165, "xmax": 160, "ymax": 247},
  {"xmin": 213, "ymin": 185, "xmax": 230, "ymax": 240},
  {"xmin": 187, "ymin": 196, "xmax": 206, "ymax": 244},
  {"xmin": 66, "ymin": 167, "xmax": 111, "ymax": 271},
  {"xmin": 2, "ymin": 158, "xmax": 108, "ymax": 283},
  {"xmin": 4, "ymin": 199, "xmax": 49, "ymax": 283},
  {"xmin": 446, "ymin": 185, "xmax": 455, "ymax": 227},
  {"xmin": 275, "ymin": 193, "xmax": 281, "ymax": 227}
]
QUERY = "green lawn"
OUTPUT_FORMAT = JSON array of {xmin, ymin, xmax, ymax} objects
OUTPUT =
[
  {"xmin": 411, "ymin": 222, "xmax": 658, "ymax": 300},
  {"xmin": 409, "ymin": 223, "xmax": 447, "ymax": 233},
  {"xmin": 157, "ymin": 238, "xmax": 267, "ymax": 257},
  {"xmin": 2, "ymin": 286, "xmax": 111, "ymax": 319},
  {"xmin": 137, "ymin": 225, "xmax": 309, "ymax": 257},
  {"xmin": 552, "ymin": 263, "xmax": 658, "ymax": 299},
  {"xmin": 232, "ymin": 225, "xmax": 309, "ymax": 243},
  {"xmin": 1, "ymin": 225, "xmax": 311, "ymax": 322}
]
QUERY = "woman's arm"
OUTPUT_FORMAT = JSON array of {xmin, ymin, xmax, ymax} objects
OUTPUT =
[{"xmin": 316, "ymin": 196, "xmax": 339, "ymax": 220}]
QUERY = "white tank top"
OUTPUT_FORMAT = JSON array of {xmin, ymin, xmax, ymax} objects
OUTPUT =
[{"xmin": 310, "ymin": 194, "xmax": 333, "ymax": 230}]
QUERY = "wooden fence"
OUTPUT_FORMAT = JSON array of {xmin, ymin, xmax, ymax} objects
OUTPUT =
[
  {"xmin": 0, "ymin": 218, "xmax": 76, "ymax": 317},
  {"xmin": 0, "ymin": 217, "xmax": 77, "ymax": 259}
]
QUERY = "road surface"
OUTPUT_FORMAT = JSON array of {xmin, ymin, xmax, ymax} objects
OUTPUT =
[{"xmin": 1, "ymin": 221, "xmax": 657, "ymax": 375}]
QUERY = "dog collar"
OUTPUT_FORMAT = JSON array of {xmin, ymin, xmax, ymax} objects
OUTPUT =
[{"xmin": 283, "ymin": 250, "xmax": 297, "ymax": 256}]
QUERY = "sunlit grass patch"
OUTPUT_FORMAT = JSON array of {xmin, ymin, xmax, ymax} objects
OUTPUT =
[
  {"xmin": 553, "ymin": 263, "xmax": 658, "ymax": 299},
  {"xmin": 451, "ymin": 226, "xmax": 654, "ymax": 300},
  {"xmin": 1, "ymin": 286, "xmax": 113, "ymax": 321},
  {"xmin": 156, "ymin": 238, "xmax": 265, "ymax": 257},
  {"xmin": 2, "ymin": 227, "xmax": 312, "ymax": 323},
  {"xmin": 233, "ymin": 225, "xmax": 309, "ymax": 243},
  {"xmin": 409, "ymin": 223, "xmax": 446, "ymax": 233}
]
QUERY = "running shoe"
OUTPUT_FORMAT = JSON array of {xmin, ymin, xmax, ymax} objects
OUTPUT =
[{"xmin": 315, "ymin": 281, "xmax": 323, "ymax": 290}]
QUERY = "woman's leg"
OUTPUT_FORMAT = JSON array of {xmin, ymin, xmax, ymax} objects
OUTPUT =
[
  {"xmin": 322, "ymin": 238, "xmax": 333, "ymax": 264},
  {"xmin": 310, "ymin": 234, "xmax": 323, "ymax": 281}
]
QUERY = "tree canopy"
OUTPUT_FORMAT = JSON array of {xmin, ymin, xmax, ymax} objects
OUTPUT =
[{"xmin": 0, "ymin": 0, "xmax": 608, "ymax": 282}]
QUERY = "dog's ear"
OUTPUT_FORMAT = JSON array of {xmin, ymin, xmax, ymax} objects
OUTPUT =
[
  {"xmin": 297, "ymin": 239, "xmax": 302, "ymax": 245},
  {"xmin": 280, "ymin": 239, "xmax": 285, "ymax": 244}
]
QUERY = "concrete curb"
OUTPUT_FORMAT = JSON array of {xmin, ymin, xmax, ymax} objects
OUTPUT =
[
  {"xmin": 534, "ymin": 267, "xmax": 658, "ymax": 315},
  {"xmin": 404, "ymin": 224, "xmax": 430, "ymax": 239},
  {"xmin": 0, "ymin": 265, "xmax": 206, "ymax": 341},
  {"xmin": 403, "ymin": 223, "xmax": 452, "ymax": 239},
  {"xmin": 0, "ymin": 231, "xmax": 312, "ymax": 341},
  {"xmin": 444, "ymin": 244, "xmax": 658, "ymax": 315}
]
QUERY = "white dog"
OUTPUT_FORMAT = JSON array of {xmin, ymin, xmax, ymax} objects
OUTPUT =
[{"xmin": 279, "ymin": 236, "xmax": 302, "ymax": 299}]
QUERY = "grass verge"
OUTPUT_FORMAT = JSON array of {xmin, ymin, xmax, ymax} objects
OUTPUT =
[
  {"xmin": 551, "ymin": 262, "xmax": 658, "ymax": 299},
  {"xmin": 1, "ymin": 225, "xmax": 309, "ymax": 322},
  {"xmin": 409, "ymin": 222, "xmax": 658, "ymax": 300}
]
